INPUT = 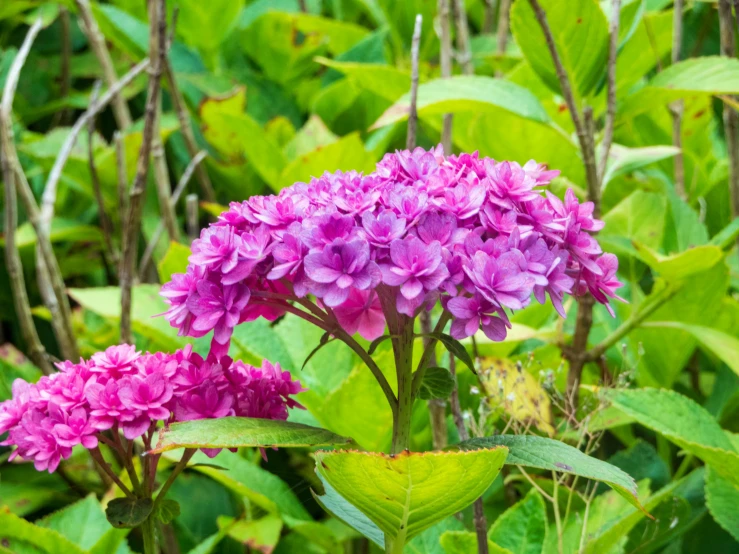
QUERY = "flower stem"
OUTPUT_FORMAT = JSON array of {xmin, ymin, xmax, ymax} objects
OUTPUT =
[
  {"xmin": 141, "ymin": 513, "xmax": 158, "ymax": 554},
  {"xmin": 391, "ymin": 317, "xmax": 415, "ymax": 455}
]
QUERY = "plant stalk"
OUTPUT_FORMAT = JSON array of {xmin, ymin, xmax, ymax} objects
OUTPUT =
[{"xmin": 391, "ymin": 317, "xmax": 415, "ymax": 455}]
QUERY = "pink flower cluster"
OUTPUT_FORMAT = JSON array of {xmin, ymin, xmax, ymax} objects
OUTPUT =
[
  {"xmin": 161, "ymin": 147, "xmax": 622, "ymax": 354},
  {"xmin": 0, "ymin": 345, "xmax": 303, "ymax": 472}
]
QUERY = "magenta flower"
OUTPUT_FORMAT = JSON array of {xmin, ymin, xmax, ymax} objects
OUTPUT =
[
  {"xmin": 187, "ymin": 281, "xmax": 251, "ymax": 343},
  {"xmin": 464, "ymin": 250, "xmax": 535, "ymax": 310},
  {"xmin": 334, "ymin": 288, "xmax": 386, "ymax": 340},
  {"xmin": 85, "ymin": 378, "xmax": 135, "ymax": 431},
  {"xmin": 0, "ymin": 379, "xmax": 32, "ymax": 434},
  {"xmin": 221, "ymin": 225, "xmax": 272, "ymax": 285},
  {"xmin": 486, "ymin": 160, "xmax": 540, "ymax": 208},
  {"xmin": 118, "ymin": 373, "xmax": 173, "ymax": 421},
  {"xmin": 189, "ymin": 225, "xmax": 238, "ymax": 273},
  {"xmin": 577, "ymin": 254, "xmax": 624, "ymax": 315},
  {"xmin": 381, "ymin": 237, "xmax": 449, "ymax": 316},
  {"xmin": 90, "ymin": 344, "xmax": 140, "ymax": 377},
  {"xmin": 362, "ymin": 210, "xmax": 406, "ymax": 247},
  {"xmin": 304, "ymin": 239, "xmax": 381, "ymax": 307},
  {"xmin": 174, "ymin": 383, "xmax": 234, "ymax": 422},
  {"xmin": 53, "ymin": 408, "xmax": 98, "ymax": 449},
  {"xmin": 448, "ymin": 294, "xmax": 510, "ymax": 341}
]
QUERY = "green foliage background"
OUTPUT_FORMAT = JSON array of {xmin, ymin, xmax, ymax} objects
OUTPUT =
[{"xmin": 1, "ymin": 0, "xmax": 739, "ymax": 552}]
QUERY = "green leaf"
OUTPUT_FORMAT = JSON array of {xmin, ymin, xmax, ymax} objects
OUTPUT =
[
  {"xmin": 217, "ymin": 515, "xmax": 283, "ymax": 552},
  {"xmin": 418, "ymin": 366, "xmax": 455, "ymax": 400},
  {"xmin": 176, "ymin": 0, "xmax": 244, "ymax": 53},
  {"xmin": 641, "ymin": 321, "xmax": 739, "ymax": 377},
  {"xmin": 151, "ymin": 417, "xmax": 352, "ymax": 453},
  {"xmin": 511, "ymin": 0, "xmax": 609, "ymax": 98},
  {"xmin": 0, "ymin": 343, "xmax": 41, "ymax": 402},
  {"xmin": 456, "ymin": 435, "xmax": 642, "ymax": 512},
  {"xmin": 315, "ymin": 58, "xmax": 410, "ymax": 102},
  {"xmin": 631, "ymin": 244, "xmax": 724, "ymax": 282},
  {"xmin": 488, "ymin": 489, "xmax": 547, "ymax": 554},
  {"xmin": 181, "ymin": 450, "xmax": 311, "ymax": 520},
  {"xmin": 406, "ymin": 517, "xmax": 466, "ymax": 554},
  {"xmin": 68, "ymin": 285, "xmax": 186, "ymax": 352},
  {"xmin": 312, "ymin": 472, "xmax": 384, "ymax": 547},
  {"xmin": 105, "ymin": 497, "xmax": 154, "ymax": 529},
  {"xmin": 602, "ymin": 144, "xmax": 679, "ymax": 187},
  {"xmin": 0, "ymin": 510, "xmax": 87, "ymax": 554},
  {"xmin": 621, "ymin": 57, "xmax": 739, "ymax": 118},
  {"xmin": 36, "ymin": 494, "xmax": 128, "ymax": 551},
  {"xmin": 439, "ymin": 532, "xmax": 508, "ymax": 554},
  {"xmin": 437, "ymin": 333, "xmax": 477, "ymax": 374},
  {"xmin": 279, "ymin": 133, "xmax": 376, "ymax": 189},
  {"xmin": 157, "ymin": 241, "xmax": 192, "ymax": 282},
  {"xmin": 605, "ymin": 388, "xmax": 739, "ymax": 486},
  {"xmin": 705, "ymin": 466, "xmax": 739, "ymax": 541},
  {"xmin": 154, "ymin": 499, "xmax": 181, "ymax": 524},
  {"xmin": 314, "ymin": 448, "xmax": 508, "ymax": 545},
  {"xmin": 373, "ymin": 76, "xmax": 550, "ymax": 129}
]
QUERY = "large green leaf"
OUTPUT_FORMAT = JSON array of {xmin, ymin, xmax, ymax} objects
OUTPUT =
[
  {"xmin": 68, "ymin": 285, "xmax": 186, "ymax": 352},
  {"xmin": 602, "ymin": 144, "xmax": 679, "ymax": 188},
  {"xmin": 640, "ymin": 321, "xmax": 739, "ymax": 377},
  {"xmin": 632, "ymin": 244, "xmax": 724, "ymax": 282},
  {"xmin": 488, "ymin": 489, "xmax": 547, "ymax": 554},
  {"xmin": 178, "ymin": 450, "xmax": 311, "ymax": 521},
  {"xmin": 621, "ymin": 57, "xmax": 739, "ymax": 118},
  {"xmin": 315, "ymin": 58, "xmax": 410, "ymax": 102},
  {"xmin": 314, "ymin": 448, "xmax": 508, "ymax": 545},
  {"xmin": 373, "ymin": 75, "xmax": 550, "ymax": 129},
  {"xmin": 176, "ymin": 0, "xmax": 244, "ymax": 53},
  {"xmin": 312, "ymin": 472, "xmax": 384, "ymax": 547},
  {"xmin": 511, "ymin": 0, "xmax": 609, "ymax": 98},
  {"xmin": 36, "ymin": 494, "xmax": 128, "ymax": 551},
  {"xmin": 440, "ymin": 532, "xmax": 507, "ymax": 554},
  {"xmin": 705, "ymin": 467, "xmax": 739, "ymax": 541},
  {"xmin": 151, "ymin": 417, "xmax": 352, "ymax": 453},
  {"xmin": 606, "ymin": 388, "xmax": 739, "ymax": 486},
  {"xmin": 456, "ymin": 435, "xmax": 641, "ymax": 511},
  {"xmin": 0, "ymin": 511, "xmax": 87, "ymax": 554}
]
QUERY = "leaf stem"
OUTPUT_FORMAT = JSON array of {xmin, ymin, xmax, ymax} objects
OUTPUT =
[{"xmin": 89, "ymin": 447, "xmax": 135, "ymax": 498}]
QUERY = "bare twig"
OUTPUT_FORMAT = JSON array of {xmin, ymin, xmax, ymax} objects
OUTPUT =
[
  {"xmin": 439, "ymin": 0, "xmax": 453, "ymax": 154},
  {"xmin": 449, "ymin": 357, "xmax": 489, "ymax": 554},
  {"xmin": 139, "ymin": 150, "xmax": 207, "ymax": 277},
  {"xmin": 483, "ymin": 0, "xmax": 496, "ymax": 33},
  {"xmin": 495, "ymin": 0, "xmax": 512, "ymax": 76},
  {"xmin": 87, "ymin": 81, "xmax": 117, "ymax": 272},
  {"xmin": 53, "ymin": 7, "xmax": 73, "ymax": 127},
  {"xmin": 527, "ymin": 0, "xmax": 599, "ymax": 211},
  {"xmin": 114, "ymin": 131, "xmax": 128, "ymax": 232},
  {"xmin": 0, "ymin": 19, "xmax": 53, "ymax": 375},
  {"xmin": 74, "ymin": 0, "xmax": 133, "ymax": 129},
  {"xmin": 163, "ymin": 60, "xmax": 216, "ymax": 202},
  {"xmin": 185, "ymin": 194, "xmax": 199, "ymax": 242},
  {"xmin": 119, "ymin": 0, "xmax": 166, "ymax": 345},
  {"xmin": 406, "ymin": 15, "xmax": 423, "ymax": 150},
  {"xmin": 671, "ymin": 0, "xmax": 685, "ymax": 198},
  {"xmin": 151, "ymin": 74, "xmax": 179, "ymax": 243},
  {"xmin": 719, "ymin": 0, "xmax": 739, "ymax": 248},
  {"xmin": 42, "ymin": 59, "xmax": 150, "ymax": 225},
  {"xmin": 452, "ymin": 0, "xmax": 474, "ymax": 75},
  {"xmin": 598, "ymin": 0, "xmax": 621, "ymax": 179}
]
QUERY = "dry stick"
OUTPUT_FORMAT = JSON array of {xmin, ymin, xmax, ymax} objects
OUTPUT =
[
  {"xmin": 453, "ymin": 0, "xmax": 474, "ymax": 75},
  {"xmin": 185, "ymin": 194, "xmax": 199, "ymax": 242},
  {"xmin": 527, "ymin": 0, "xmax": 603, "ymax": 410},
  {"xmin": 439, "ymin": 0, "xmax": 454, "ymax": 155},
  {"xmin": 119, "ymin": 0, "xmax": 167, "ymax": 346},
  {"xmin": 2, "ymin": 22, "xmax": 78, "ymax": 361},
  {"xmin": 449, "ymin": 357, "xmax": 489, "ymax": 554},
  {"xmin": 671, "ymin": 0, "xmax": 686, "ymax": 199},
  {"xmin": 483, "ymin": 0, "xmax": 496, "ymax": 33},
  {"xmin": 54, "ymin": 7, "xmax": 73, "ymax": 127},
  {"xmin": 139, "ymin": 150, "xmax": 207, "ymax": 277},
  {"xmin": 74, "ymin": 0, "xmax": 133, "ymax": 129},
  {"xmin": 114, "ymin": 132, "xmax": 128, "ymax": 232},
  {"xmin": 150, "ymin": 0, "xmax": 179, "ymax": 244},
  {"xmin": 0, "ymin": 19, "xmax": 53, "ymax": 375},
  {"xmin": 87, "ymin": 82, "xmax": 117, "ymax": 278},
  {"xmin": 163, "ymin": 60, "xmax": 216, "ymax": 203},
  {"xmin": 598, "ymin": 0, "xmax": 621, "ymax": 180},
  {"xmin": 495, "ymin": 0, "xmax": 512, "ymax": 77},
  {"xmin": 719, "ymin": 0, "xmax": 739, "ymax": 252},
  {"xmin": 406, "ymin": 15, "xmax": 423, "ymax": 151}
]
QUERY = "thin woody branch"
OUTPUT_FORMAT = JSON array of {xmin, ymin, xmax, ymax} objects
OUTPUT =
[
  {"xmin": 671, "ymin": 0, "xmax": 686, "ymax": 198},
  {"xmin": 452, "ymin": 0, "xmax": 474, "ymax": 75},
  {"xmin": 719, "ymin": 0, "xmax": 739, "ymax": 246},
  {"xmin": 74, "ymin": 0, "xmax": 133, "ymax": 129},
  {"xmin": 406, "ymin": 14, "xmax": 422, "ymax": 150},
  {"xmin": 438, "ymin": 0, "xmax": 453, "ymax": 154},
  {"xmin": 495, "ymin": 0, "xmax": 512, "ymax": 77},
  {"xmin": 1, "ymin": 19, "xmax": 53, "ymax": 374},
  {"xmin": 598, "ymin": 0, "xmax": 621, "ymax": 179},
  {"xmin": 119, "ymin": 0, "xmax": 167, "ymax": 345}
]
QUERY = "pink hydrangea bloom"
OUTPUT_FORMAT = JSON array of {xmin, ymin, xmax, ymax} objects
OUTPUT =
[{"xmin": 159, "ymin": 146, "xmax": 620, "ymax": 355}]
